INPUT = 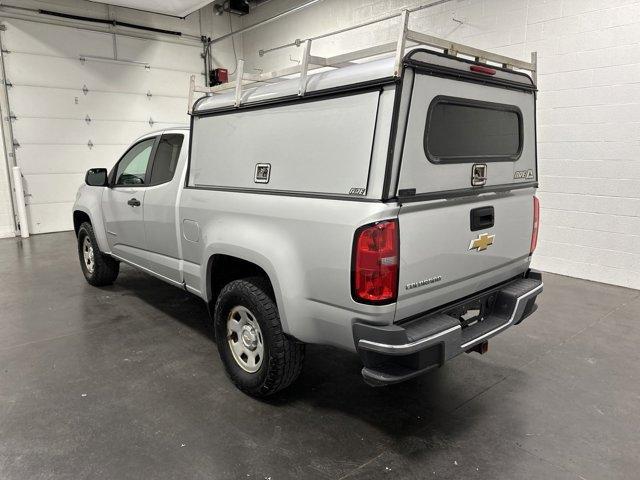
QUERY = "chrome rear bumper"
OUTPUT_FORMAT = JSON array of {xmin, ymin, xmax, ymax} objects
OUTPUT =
[{"xmin": 353, "ymin": 271, "xmax": 543, "ymax": 386}]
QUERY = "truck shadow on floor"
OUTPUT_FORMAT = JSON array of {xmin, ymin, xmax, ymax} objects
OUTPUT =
[
  {"xmin": 111, "ymin": 266, "xmax": 529, "ymax": 453},
  {"xmin": 112, "ymin": 265, "xmax": 214, "ymax": 340}
]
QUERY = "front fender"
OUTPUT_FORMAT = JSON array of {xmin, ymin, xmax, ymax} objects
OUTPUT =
[{"xmin": 73, "ymin": 185, "xmax": 109, "ymax": 253}]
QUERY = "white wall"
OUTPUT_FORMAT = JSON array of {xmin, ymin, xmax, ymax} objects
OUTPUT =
[
  {"xmin": 0, "ymin": 0, "xmax": 240, "ymax": 235},
  {"xmin": 237, "ymin": 0, "xmax": 640, "ymax": 290}
]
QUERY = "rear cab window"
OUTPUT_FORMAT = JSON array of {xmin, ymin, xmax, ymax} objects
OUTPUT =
[
  {"xmin": 424, "ymin": 96, "xmax": 523, "ymax": 163},
  {"xmin": 149, "ymin": 134, "xmax": 184, "ymax": 186}
]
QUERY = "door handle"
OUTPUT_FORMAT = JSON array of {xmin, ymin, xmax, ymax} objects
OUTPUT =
[{"xmin": 127, "ymin": 198, "xmax": 141, "ymax": 207}]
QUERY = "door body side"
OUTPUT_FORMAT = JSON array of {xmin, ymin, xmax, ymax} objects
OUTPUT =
[
  {"xmin": 102, "ymin": 135, "xmax": 158, "ymax": 269},
  {"xmin": 141, "ymin": 131, "xmax": 188, "ymax": 285}
]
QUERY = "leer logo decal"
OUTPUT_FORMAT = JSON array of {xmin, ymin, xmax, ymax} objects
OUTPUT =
[
  {"xmin": 469, "ymin": 233, "xmax": 495, "ymax": 252},
  {"xmin": 514, "ymin": 169, "xmax": 534, "ymax": 180}
]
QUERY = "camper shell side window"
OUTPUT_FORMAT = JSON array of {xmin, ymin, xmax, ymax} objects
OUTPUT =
[{"xmin": 424, "ymin": 96, "xmax": 523, "ymax": 164}]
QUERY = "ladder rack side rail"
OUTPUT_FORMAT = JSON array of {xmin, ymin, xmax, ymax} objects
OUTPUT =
[
  {"xmin": 208, "ymin": 63, "xmax": 310, "ymax": 94},
  {"xmin": 257, "ymin": 63, "xmax": 303, "ymax": 82},
  {"xmin": 308, "ymin": 54, "xmax": 328, "ymax": 67},
  {"xmin": 405, "ymin": 29, "xmax": 535, "ymax": 72},
  {"xmin": 323, "ymin": 42, "xmax": 397, "ymax": 67}
]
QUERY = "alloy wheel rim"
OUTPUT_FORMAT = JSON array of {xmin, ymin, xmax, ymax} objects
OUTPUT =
[
  {"xmin": 227, "ymin": 305, "xmax": 264, "ymax": 373},
  {"xmin": 82, "ymin": 236, "xmax": 95, "ymax": 274}
]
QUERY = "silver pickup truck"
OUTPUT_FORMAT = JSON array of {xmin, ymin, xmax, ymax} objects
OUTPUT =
[{"xmin": 73, "ymin": 48, "xmax": 543, "ymax": 397}]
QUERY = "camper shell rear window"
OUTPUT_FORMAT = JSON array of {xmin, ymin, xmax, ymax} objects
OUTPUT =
[{"xmin": 424, "ymin": 96, "xmax": 523, "ymax": 163}]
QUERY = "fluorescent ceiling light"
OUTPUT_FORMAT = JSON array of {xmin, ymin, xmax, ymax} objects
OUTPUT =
[{"xmin": 90, "ymin": 0, "xmax": 213, "ymax": 18}]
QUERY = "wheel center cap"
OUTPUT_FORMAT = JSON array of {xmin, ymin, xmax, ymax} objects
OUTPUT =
[{"xmin": 241, "ymin": 325, "xmax": 257, "ymax": 350}]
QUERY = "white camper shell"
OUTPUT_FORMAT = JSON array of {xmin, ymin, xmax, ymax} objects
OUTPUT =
[{"xmin": 189, "ymin": 49, "xmax": 537, "ymax": 201}]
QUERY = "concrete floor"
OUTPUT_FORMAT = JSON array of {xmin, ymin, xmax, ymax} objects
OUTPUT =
[{"xmin": 1, "ymin": 232, "xmax": 639, "ymax": 480}]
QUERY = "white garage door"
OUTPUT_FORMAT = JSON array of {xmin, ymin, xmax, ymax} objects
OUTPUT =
[{"xmin": 2, "ymin": 19, "xmax": 202, "ymax": 233}]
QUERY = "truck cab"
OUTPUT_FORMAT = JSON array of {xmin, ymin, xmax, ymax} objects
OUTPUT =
[{"xmin": 74, "ymin": 127, "xmax": 189, "ymax": 288}]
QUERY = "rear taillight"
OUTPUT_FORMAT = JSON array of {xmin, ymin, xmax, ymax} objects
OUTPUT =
[
  {"xmin": 530, "ymin": 196, "xmax": 540, "ymax": 254},
  {"xmin": 352, "ymin": 220, "xmax": 399, "ymax": 304}
]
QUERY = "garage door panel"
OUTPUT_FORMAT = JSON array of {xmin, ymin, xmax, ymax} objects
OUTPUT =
[
  {"xmin": 4, "ymin": 18, "xmax": 199, "ymax": 234},
  {"xmin": 24, "ymin": 173, "xmax": 85, "ymax": 205},
  {"xmin": 117, "ymin": 36, "xmax": 203, "ymax": 73},
  {"xmin": 13, "ymin": 118, "xmax": 175, "ymax": 145},
  {"xmin": 9, "ymin": 86, "xmax": 188, "ymax": 123},
  {"xmin": 26, "ymin": 203, "xmax": 74, "ymax": 234},
  {"xmin": 17, "ymin": 145, "xmax": 126, "ymax": 175},
  {"xmin": 4, "ymin": 19, "xmax": 113, "ymax": 58},
  {"xmin": 6, "ymin": 54, "xmax": 199, "ymax": 96}
]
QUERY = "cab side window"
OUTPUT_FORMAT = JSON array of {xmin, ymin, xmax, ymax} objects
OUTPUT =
[
  {"xmin": 149, "ymin": 134, "xmax": 184, "ymax": 186},
  {"xmin": 114, "ymin": 138, "xmax": 156, "ymax": 186}
]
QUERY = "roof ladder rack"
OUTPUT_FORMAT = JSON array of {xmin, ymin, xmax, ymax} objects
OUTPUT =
[{"xmin": 188, "ymin": 6, "xmax": 537, "ymax": 114}]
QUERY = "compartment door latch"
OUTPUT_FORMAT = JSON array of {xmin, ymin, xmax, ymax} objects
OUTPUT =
[{"xmin": 471, "ymin": 164, "xmax": 487, "ymax": 187}]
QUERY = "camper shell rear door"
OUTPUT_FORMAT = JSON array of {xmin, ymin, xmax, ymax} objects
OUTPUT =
[{"xmin": 393, "ymin": 50, "xmax": 538, "ymax": 321}]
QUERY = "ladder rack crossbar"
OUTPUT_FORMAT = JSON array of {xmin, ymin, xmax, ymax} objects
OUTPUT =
[{"xmin": 188, "ymin": 7, "xmax": 537, "ymax": 114}]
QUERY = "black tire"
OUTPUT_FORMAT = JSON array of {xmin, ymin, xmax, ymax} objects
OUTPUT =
[
  {"xmin": 77, "ymin": 222, "xmax": 119, "ymax": 286},
  {"xmin": 214, "ymin": 277, "xmax": 305, "ymax": 397}
]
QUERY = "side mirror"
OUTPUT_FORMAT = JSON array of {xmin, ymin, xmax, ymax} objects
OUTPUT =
[{"xmin": 85, "ymin": 168, "xmax": 108, "ymax": 187}]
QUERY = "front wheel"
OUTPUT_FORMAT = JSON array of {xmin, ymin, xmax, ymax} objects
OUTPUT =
[
  {"xmin": 77, "ymin": 222, "xmax": 119, "ymax": 286},
  {"xmin": 214, "ymin": 277, "xmax": 304, "ymax": 397}
]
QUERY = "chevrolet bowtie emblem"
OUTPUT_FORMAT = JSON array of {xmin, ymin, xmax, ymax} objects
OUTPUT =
[{"xmin": 469, "ymin": 233, "xmax": 495, "ymax": 252}]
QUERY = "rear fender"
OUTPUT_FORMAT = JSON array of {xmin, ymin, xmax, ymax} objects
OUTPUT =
[{"xmin": 202, "ymin": 242, "xmax": 301, "ymax": 337}]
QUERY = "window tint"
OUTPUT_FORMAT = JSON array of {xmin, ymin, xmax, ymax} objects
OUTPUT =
[
  {"xmin": 149, "ymin": 134, "xmax": 184, "ymax": 185},
  {"xmin": 425, "ymin": 98, "xmax": 521, "ymax": 163},
  {"xmin": 115, "ymin": 138, "xmax": 155, "ymax": 186}
]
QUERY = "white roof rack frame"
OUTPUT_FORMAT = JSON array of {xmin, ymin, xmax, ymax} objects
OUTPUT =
[{"xmin": 188, "ymin": 7, "xmax": 537, "ymax": 114}]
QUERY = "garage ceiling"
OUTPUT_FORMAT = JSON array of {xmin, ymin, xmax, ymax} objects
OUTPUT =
[{"xmin": 90, "ymin": 0, "xmax": 214, "ymax": 18}]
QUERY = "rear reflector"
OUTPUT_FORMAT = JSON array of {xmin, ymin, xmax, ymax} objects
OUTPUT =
[
  {"xmin": 352, "ymin": 220, "xmax": 399, "ymax": 304},
  {"xmin": 470, "ymin": 65, "xmax": 496, "ymax": 76},
  {"xmin": 530, "ymin": 196, "xmax": 540, "ymax": 254}
]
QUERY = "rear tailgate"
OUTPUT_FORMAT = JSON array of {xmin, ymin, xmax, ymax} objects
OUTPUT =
[{"xmin": 394, "ymin": 52, "xmax": 537, "ymax": 321}]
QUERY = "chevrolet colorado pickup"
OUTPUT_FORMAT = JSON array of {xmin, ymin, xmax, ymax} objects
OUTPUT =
[{"xmin": 73, "ymin": 48, "xmax": 543, "ymax": 397}]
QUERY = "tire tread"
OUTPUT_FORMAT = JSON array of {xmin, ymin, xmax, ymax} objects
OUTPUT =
[
  {"xmin": 77, "ymin": 222, "xmax": 119, "ymax": 286},
  {"xmin": 215, "ymin": 277, "xmax": 304, "ymax": 396}
]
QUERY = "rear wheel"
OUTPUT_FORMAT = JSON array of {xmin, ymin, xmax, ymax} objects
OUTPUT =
[
  {"xmin": 214, "ymin": 277, "xmax": 304, "ymax": 397},
  {"xmin": 77, "ymin": 222, "xmax": 119, "ymax": 286}
]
